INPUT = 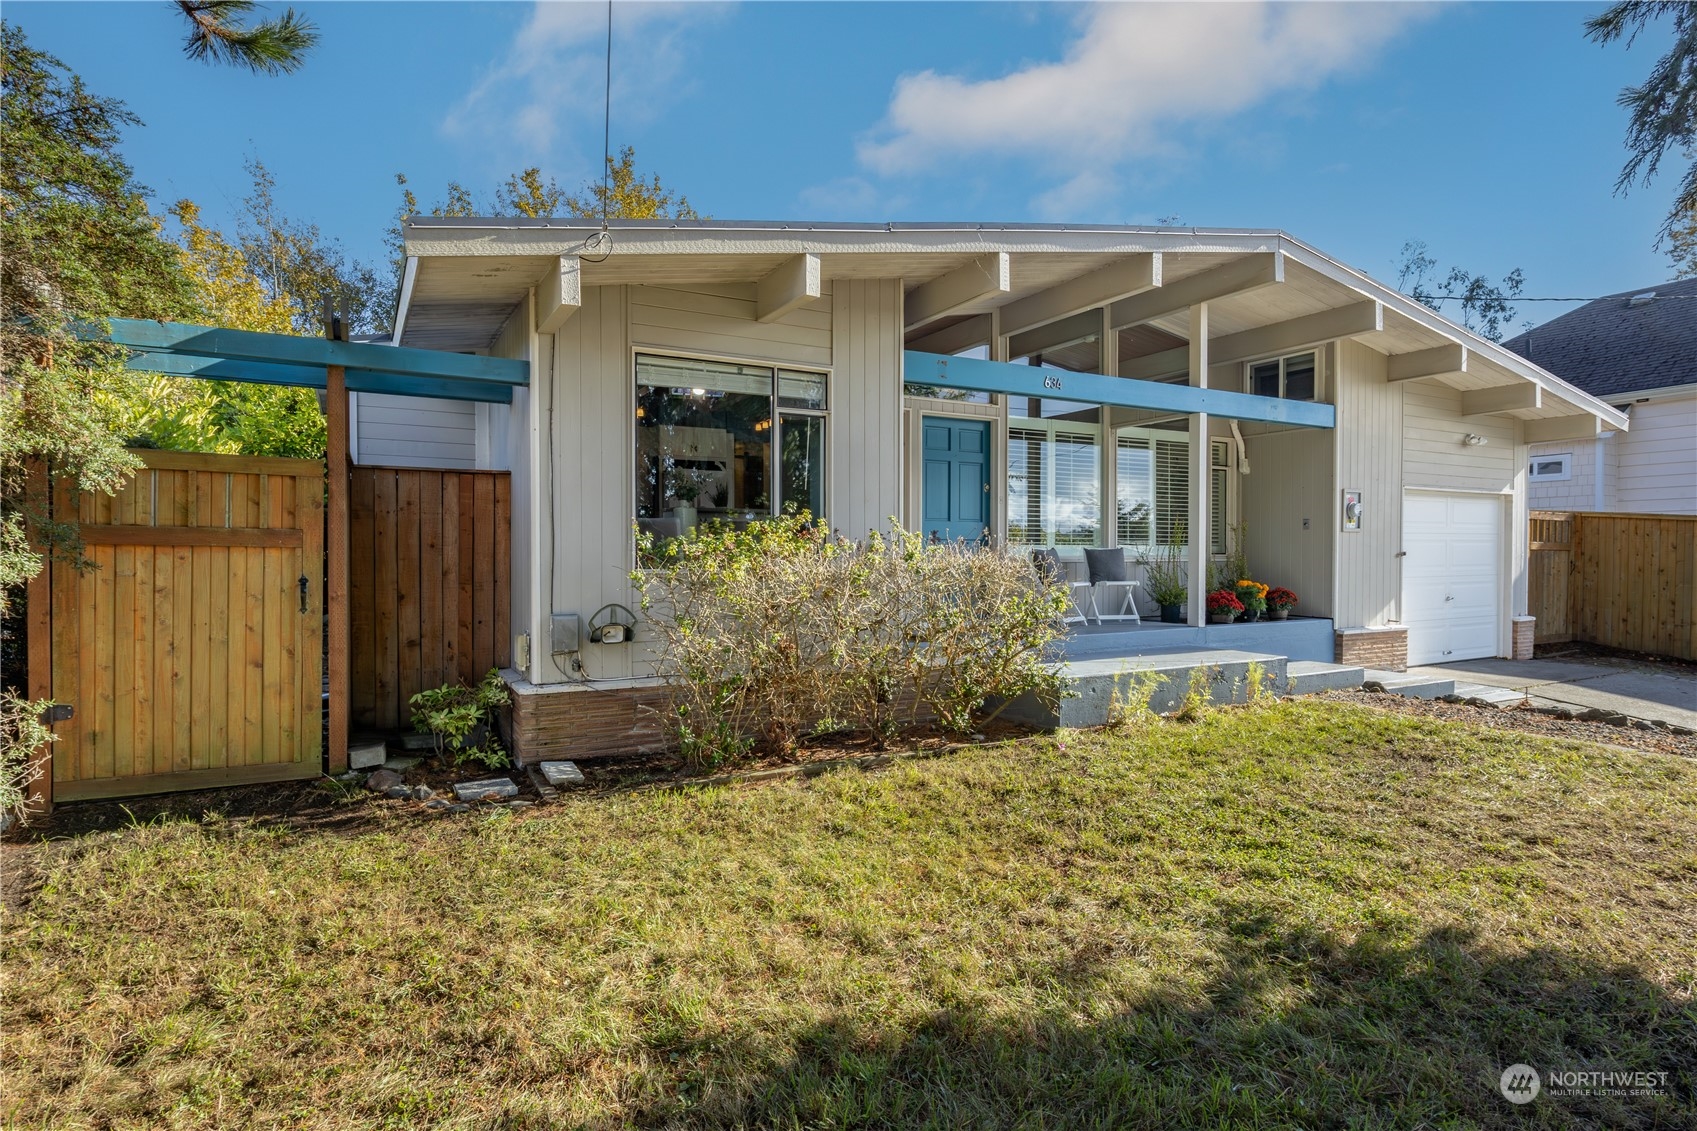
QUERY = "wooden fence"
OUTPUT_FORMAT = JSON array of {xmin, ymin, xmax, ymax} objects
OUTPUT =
[
  {"xmin": 349, "ymin": 466, "xmax": 511, "ymax": 731},
  {"xmin": 1529, "ymin": 510, "xmax": 1695, "ymax": 661},
  {"xmin": 29, "ymin": 451, "xmax": 325, "ymax": 803}
]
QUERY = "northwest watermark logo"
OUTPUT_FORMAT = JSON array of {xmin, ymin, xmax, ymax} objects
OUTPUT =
[
  {"xmin": 1499, "ymin": 1062, "xmax": 1672, "ymax": 1104},
  {"xmin": 1500, "ymin": 1064, "xmax": 1541, "ymax": 1104}
]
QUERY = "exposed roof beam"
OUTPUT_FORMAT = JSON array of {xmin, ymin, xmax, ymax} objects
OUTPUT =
[
  {"xmin": 1524, "ymin": 415, "xmax": 1604, "ymax": 444},
  {"xmin": 1388, "ymin": 343, "xmax": 1468, "ymax": 382},
  {"xmin": 1208, "ymin": 301, "xmax": 1383, "ymax": 366},
  {"xmin": 756, "ymin": 253, "xmax": 821, "ymax": 322},
  {"xmin": 126, "ymin": 350, "xmax": 514, "ymax": 403},
  {"xmin": 1463, "ymin": 383, "xmax": 1542, "ymax": 416},
  {"xmin": 1007, "ymin": 309, "xmax": 1099, "ymax": 360},
  {"xmin": 535, "ymin": 255, "xmax": 582, "ymax": 334},
  {"xmin": 93, "ymin": 318, "xmax": 529, "ymax": 385},
  {"xmin": 906, "ymin": 314, "xmax": 992, "ymax": 357},
  {"xmin": 1118, "ymin": 346, "xmax": 1190, "ymax": 382},
  {"xmin": 904, "ymin": 252, "xmax": 1010, "ymax": 330},
  {"xmin": 1108, "ymin": 252, "xmax": 1283, "ymax": 330},
  {"xmin": 997, "ymin": 253, "xmax": 1161, "ymax": 337}
]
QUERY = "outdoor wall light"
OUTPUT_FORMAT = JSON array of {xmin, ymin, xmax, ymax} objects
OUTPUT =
[{"xmin": 1463, "ymin": 433, "xmax": 1489, "ymax": 446}]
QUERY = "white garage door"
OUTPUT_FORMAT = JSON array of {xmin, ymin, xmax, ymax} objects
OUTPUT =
[{"xmin": 1403, "ymin": 492, "xmax": 1502, "ymax": 666}]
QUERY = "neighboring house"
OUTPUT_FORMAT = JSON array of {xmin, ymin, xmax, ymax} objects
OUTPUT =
[
  {"xmin": 378, "ymin": 220, "xmax": 1625, "ymax": 760},
  {"xmin": 1502, "ymin": 278, "xmax": 1697, "ymax": 515}
]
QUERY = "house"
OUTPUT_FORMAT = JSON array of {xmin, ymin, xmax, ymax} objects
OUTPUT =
[
  {"xmin": 373, "ymin": 220, "xmax": 1627, "ymax": 762},
  {"xmin": 1501, "ymin": 278, "xmax": 1697, "ymax": 515}
]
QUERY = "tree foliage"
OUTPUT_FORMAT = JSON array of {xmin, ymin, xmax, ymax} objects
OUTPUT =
[
  {"xmin": 1586, "ymin": 1, "xmax": 1697, "ymax": 244},
  {"xmin": 174, "ymin": 0, "xmax": 317, "ymax": 75},
  {"xmin": 239, "ymin": 159, "xmax": 386, "ymax": 335},
  {"xmin": 0, "ymin": 23, "xmax": 196, "ymax": 613},
  {"xmin": 1666, "ymin": 200, "xmax": 1697, "ymax": 278},
  {"xmin": 1395, "ymin": 240, "xmax": 1526, "ymax": 342},
  {"xmin": 563, "ymin": 147, "xmax": 700, "ymax": 221}
]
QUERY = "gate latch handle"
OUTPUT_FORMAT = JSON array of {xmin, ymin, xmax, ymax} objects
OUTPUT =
[{"xmin": 298, "ymin": 575, "xmax": 310, "ymax": 613}]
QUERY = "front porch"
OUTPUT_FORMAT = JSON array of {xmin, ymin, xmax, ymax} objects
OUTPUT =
[{"xmin": 1061, "ymin": 616, "xmax": 1335, "ymax": 664}]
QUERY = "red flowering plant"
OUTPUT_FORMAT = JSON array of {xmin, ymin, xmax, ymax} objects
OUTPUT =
[
  {"xmin": 1267, "ymin": 587, "xmax": 1299, "ymax": 611},
  {"xmin": 1206, "ymin": 589, "xmax": 1244, "ymax": 617}
]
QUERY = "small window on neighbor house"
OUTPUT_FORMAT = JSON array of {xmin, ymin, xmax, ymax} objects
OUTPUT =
[
  {"xmin": 1247, "ymin": 351, "xmax": 1318, "ymax": 401},
  {"xmin": 1529, "ymin": 454, "xmax": 1573, "ymax": 482}
]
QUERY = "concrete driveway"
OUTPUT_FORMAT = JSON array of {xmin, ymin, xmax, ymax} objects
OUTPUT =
[{"xmin": 1407, "ymin": 656, "xmax": 1697, "ymax": 730}]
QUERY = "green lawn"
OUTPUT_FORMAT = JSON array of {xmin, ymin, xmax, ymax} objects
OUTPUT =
[{"xmin": 4, "ymin": 700, "xmax": 1693, "ymax": 1130}]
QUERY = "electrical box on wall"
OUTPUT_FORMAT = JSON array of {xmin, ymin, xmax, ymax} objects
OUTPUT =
[
  {"xmin": 514, "ymin": 632, "xmax": 530, "ymax": 671},
  {"xmin": 550, "ymin": 613, "xmax": 580, "ymax": 654}
]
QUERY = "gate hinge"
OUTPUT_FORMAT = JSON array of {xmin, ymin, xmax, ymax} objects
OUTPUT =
[{"xmin": 40, "ymin": 703, "xmax": 73, "ymax": 724}]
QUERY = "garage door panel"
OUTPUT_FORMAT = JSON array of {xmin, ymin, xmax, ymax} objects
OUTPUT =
[{"xmin": 1403, "ymin": 491, "xmax": 1503, "ymax": 666}]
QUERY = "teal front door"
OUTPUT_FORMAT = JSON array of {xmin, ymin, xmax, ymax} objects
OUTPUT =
[{"xmin": 922, "ymin": 418, "xmax": 990, "ymax": 543}]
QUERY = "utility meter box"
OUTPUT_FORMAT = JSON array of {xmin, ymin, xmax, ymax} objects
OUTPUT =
[{"xmin": 550, "ymin": 613, "xmax": 580, "ymax": 655}]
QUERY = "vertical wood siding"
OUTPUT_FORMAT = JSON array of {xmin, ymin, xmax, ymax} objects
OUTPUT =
[
  {"xmin": 831, "ymin": 279, "xmax": 905, "ymax": 540},
  {"xmin": 1332, "ymin": 340, "xmax": 1403, "ymax": 628},
  {"xmin": 1530, "ymin": 511, "xmax": 1695, "ymax": 659},
  {"xmin": 1613, "ymin": 395, "xmax": 1697, "ymax": 514},
  {"xmin": 43, "ymin": 451, "xmax": 324, "ymax": 801},
  {"xmin": 355, "ymin": 393, "xmax": 477, "ymax": 469},
  {"xmin": 349, "ymin": 466, "xmax": 512, "ymax": 729},
  {"xmin": 1242, "ymin": 428, "xmax": 1335, "ymax": 618}
]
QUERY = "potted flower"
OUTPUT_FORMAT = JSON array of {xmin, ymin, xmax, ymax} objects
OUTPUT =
[
  {"xmin": 1234, "ymin": 579, "xmax": 1269, "ymax": 622},
  {"xmin": 1137, "ymin": 531, "xmax": 1189, "ymax": 623},
  {"xmin": 1266, "ymin": 587, "xmax": 1298, "ymax": 620},
  {"xmin": 1206, "ymin": 589, "xmax": 1244, "ymax": 624},
  {"xmin": 670, "ymin": 470, "xmax": 707, "ymax": 532}
]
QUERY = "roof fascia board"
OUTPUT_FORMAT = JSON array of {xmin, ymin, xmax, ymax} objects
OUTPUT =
[{"xmin": 392, "ymin": 255, "xmax": 418, "ymax": 346}]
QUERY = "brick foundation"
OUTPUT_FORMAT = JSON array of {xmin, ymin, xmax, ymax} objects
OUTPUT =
[
  {"xmin": 1334, "ymin": 626, "xmax": 1408, "ymax": 672},
  {"xmin": 502, "ymin": 677, "xmax": 671, "ymax": 764},
  {"xmin": 1512, "ymin": 616, "xmax": 1536, "ymax": 661}
]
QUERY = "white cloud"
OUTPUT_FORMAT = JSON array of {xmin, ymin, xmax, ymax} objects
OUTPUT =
[
  {"xmin": 444, "ymin": 1, "xmax": 727, "ymax": 162},
  {"xmin": 857, "ymin": 2, "xmax": 1428, "ymax": 182}
]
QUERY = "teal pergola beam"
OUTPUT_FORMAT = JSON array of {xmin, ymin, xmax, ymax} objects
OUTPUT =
[
  {"xmin": 93, "ymin": 318, "xmax": 528, "ymax": 387},
  {"xmin": 126, "ymin": 351, "xmax": 514, "ymax": 404},
  {"xmin": 904, "ymin": 350, "xmax": 1335, "ymax": 428}
]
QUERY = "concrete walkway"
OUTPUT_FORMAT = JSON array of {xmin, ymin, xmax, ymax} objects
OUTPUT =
[{"xmin": 1407, "ymin": 656, "xmax": 1697, "ymax": 730}]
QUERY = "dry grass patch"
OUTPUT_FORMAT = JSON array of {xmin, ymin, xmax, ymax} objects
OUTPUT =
[{"xmin": 4, "ymin": 700, "xmax": 1694, "ymax": 1129}]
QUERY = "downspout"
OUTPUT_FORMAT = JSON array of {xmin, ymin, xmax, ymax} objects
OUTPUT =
[{"xmin": 1229, "ymin": 419, "xmax": 1251, "ymax": 474}]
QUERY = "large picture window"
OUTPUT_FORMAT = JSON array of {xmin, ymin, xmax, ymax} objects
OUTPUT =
[
  {"xmin": 1114, "ymin": 429, "xmax": 1229, "ymax": 554},
  {"xmin": 635, "ymin": 354, "xmax": 827, "ymax": 538},
  {"xmin": 1008, "ymin": 422, "xmax": 1100, "ymax": 547}
]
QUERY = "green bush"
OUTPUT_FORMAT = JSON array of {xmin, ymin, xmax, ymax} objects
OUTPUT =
[
  {"xmin": 634, "ymin": 516, "xmax": 1068, "ymax": 769},
  {"xmin": 0, "ymin": 693, "xmax": 52, "ymax": 825},
  {"xmin": 409, "ymin": 669, "xmax": 512, "ymax": 769}
]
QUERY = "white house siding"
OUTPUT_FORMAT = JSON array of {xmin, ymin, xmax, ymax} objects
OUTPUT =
[
  {"xmin": 1613, "ymin": 393, "xmax": 1697, "ymax": 514},
  {"xmin": 1332, "ymin": 340, "xmax": 1403, "ymax": 629},
  {"xmin": 830, "ymin": 279, "xmax": 905, "ymax": 540},
  {"xmin": 1527, "ymin": 437, "xmax": 1603, "ymax": 511},
  {"xmin": 353, "ymin": 393, "xmax": 477, "ymax": 468},
  {"xmin": 493, "ymin": 295, "xmax": 537, "ymax": 683},
  {"xmin": 630, "ymin": 281, "xmax": 833, "ymax": 369},
  {"xmin": 1242, "ymin": 427, "xmax": 1334, "ymax": 619}
]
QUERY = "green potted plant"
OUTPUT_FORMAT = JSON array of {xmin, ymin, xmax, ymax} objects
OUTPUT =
[
  {"xmin": 1234, "ymin": 579, "xmax": 1268, "ymax": 622},
  {"xmin": 1267, "ymin": 587, "xmax": 1298, "ymax": 621},
  {"xmin": 1137, "ymin": 530, "xmax": 1189, "ymax": 624},
  {"xmin": 670, "ymin": 470, "xmax": 705, "ymax": 532}
]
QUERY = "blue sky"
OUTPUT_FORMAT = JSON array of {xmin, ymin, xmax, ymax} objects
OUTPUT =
[{"xmin": 7, "ymin": 2, "xmax": 1683, "ymax": 326}]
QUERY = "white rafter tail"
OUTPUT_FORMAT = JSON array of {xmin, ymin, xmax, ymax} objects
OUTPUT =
[
  {"xmin": 1108, "ymin": 251, "xmax": 1283, "ymax": 330},
  {"xmin": 905, "ymin": 252, "xmax": 1011, "ymax": 331},
  {"xmin": 756, "ymin": 253, "xmax": 822, "ymax": 323},
  {"xmin": 535, "ymin": 255, "xmax": 583, "ymax": 334},
  {"xmin": 1462, "ymin": 383, "xmax": 1542, "ymax": 416},
  {"xmin": 1524, "ymin": 415, "xmax": 1605, "ymax": 444},
  {"xmin": 1209, "ymin": 300, "xmax": 1382, "ymax": 366},
  {"xmin": 998, "ymin": 252, "xmax": 1161, "ymax": 337},
  {"xmin": 1388, "ymin": 343, "xmax": 1468, "ymax": 382},
  {"xmin": 908, "ymin": 313, "xmax": 993, "ymax": 357}
]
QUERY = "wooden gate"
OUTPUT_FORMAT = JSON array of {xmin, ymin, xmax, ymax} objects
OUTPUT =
[
  {"xmin": 1528, "ymin": 511, "xmax": 1573, "ymax": 644},
  {"xmin": 36, "ymin": 451, "xmax": 325, "ymax": 801},
  {"xmin": 1528, "ymin": 510, "xmax": 1696, "ymax": 661}
]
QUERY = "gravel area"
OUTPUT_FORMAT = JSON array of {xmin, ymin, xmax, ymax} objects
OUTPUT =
[{"xmin": 1317, "ymin": 687, "xmax": 1697, "ymax": 759}]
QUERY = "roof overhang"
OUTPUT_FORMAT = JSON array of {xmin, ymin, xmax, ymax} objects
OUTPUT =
[{"xmin": 397, "ymin": 218, "xmax": 1626, "ymax": 432}]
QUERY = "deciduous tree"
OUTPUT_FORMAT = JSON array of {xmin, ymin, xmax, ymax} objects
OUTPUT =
[{"xmin": 1395, "ymin": 240, "xmax": 1526, "ymax": 342}]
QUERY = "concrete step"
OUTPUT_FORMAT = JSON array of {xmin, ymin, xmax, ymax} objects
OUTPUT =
[
  {"xmin": 999, "ymin": 650, "xmax": 1289, "ymax": 729},
  {"xmin": 1284, "ymin": 661, "xmax": 1365, "ymax": 696},
  {"xmin": 1448, "ymin": 681, "xmax": 1529, "ymax": 708},
  {"xmin": 1360, "ymin": 668, "xmax": 1456, "ymax": 700}
]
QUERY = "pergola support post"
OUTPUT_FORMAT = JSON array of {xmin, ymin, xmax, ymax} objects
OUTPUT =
[
  {"xmin": 1186, "ymin": 304, "xmax": 1210, "ymax": 629},
  {"xmin": 326, "ymin": 364, "xmax": 350, "ymax": 774}
]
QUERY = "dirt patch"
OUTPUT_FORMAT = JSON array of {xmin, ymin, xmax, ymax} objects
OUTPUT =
[
  {"xmin": 1319, "ymin": 687, "xmax": 1697, "ymax": 759},
  {"xmin": 1534, "ymin": 639, "xmax": 1696, "ymax": 677}
]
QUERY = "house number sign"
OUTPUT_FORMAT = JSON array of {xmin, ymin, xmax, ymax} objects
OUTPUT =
[{"xmin": 1042, "ymin": 374, "xmax": 1064, "ymax": 391}]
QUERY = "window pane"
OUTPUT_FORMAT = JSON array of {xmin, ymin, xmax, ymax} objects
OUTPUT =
[
  {"xmin": 778, "ymin": 413, "xmax": 826, "ymax": 522},
  {"xmin": 1251, "ymin": 361, "xmax": 1281, "ymax": 398},
  {"xmin": 1211, "ymin": 467, "xmax": 1228, "ymax": 556},
  {"xmin": 637, "ymin": 354, "xmax": 773, "ymax": 397},
  {"xmin": 1283, "ymin": 353, "xmax": 1317, "ymax": 401},
  {"xmin": 1007, "ymin": 427, "xmax": 1044, "ymax": 546},
  {"xmin": 1154, "ymin": 439, "xmax": 1189, "ymax": 546},
  {"xmin": 1116, "ymin": 436, "xmax": 1154, "ymax": 546},
  {"xmin": 777, "ymin": 370, "xmax": 827, "ymax": 410},
  {"xmin": 1051, "ymin": 431, "xmax": 1100, "ymax": 546},
  {"xmin": 635, "ymin": 386, "xmax": 771, "ymax": 529}
]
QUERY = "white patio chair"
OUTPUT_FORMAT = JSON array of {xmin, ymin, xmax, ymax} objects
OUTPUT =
[
  {"xmin": 1033, "ymin": 549, "xmax": 1094, "ymax": 625},
  {"xmin": 1084, "ymin": 548, "xmax": 1142, "ymax": 624}
]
